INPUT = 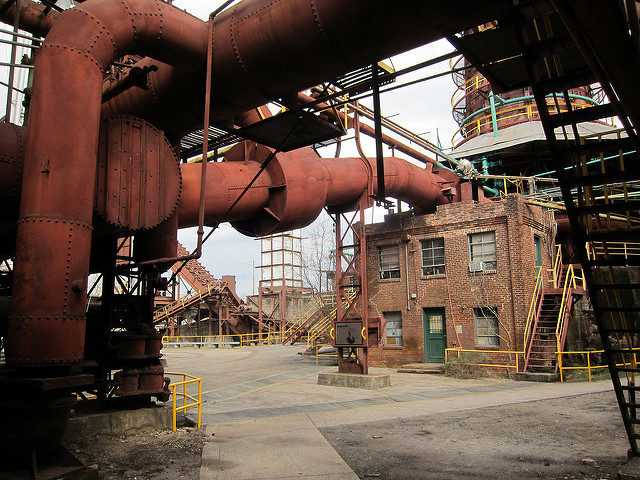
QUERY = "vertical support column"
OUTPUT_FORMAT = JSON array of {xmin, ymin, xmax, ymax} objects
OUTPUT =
[
  {"xmin": 333, "ymin": 197, "xmax": 369, "ymax": 374},
  {"xmin": 372, "ymin": 63, "xmax": 385, "ymax": 199}
]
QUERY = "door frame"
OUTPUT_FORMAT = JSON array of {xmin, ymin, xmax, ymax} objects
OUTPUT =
[{"xmin": 423, "ymin": 307, "xmax": 447, "ymax": 363}]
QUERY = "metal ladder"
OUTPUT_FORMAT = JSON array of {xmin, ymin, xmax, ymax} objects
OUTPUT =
[{"xmin": 507, "ymin": 0, "xmax": 640, "ymax": 456}]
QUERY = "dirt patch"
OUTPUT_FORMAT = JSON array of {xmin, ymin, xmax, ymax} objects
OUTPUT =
[
  {"xmin": 64, "ymin": 428, "xmax": 204, "ymax": 480},
  {"xmin": 321, "ymin": 391, "xmax": 629, "ymax": 480}
]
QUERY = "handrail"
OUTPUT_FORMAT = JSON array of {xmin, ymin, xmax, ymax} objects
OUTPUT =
[
  {"xmin": 165, "ymin": 372, "xmax": 202, "ymax": 432},
  {"xmin": 153, "ymin": 280, "xmax": 227, "ymax": 323},
  {"xmin": 451, "ymin": 99, "xmax": 607, "ymax": 147},
  {"xmin": 524, "ymin": 265, "xmax": 544, "ymax": 349},
  {"xmin": 554, "ymin": 261, "xmax": 586, "ymax": 356},
  {"xmin": 306, "ymin": 289, "xmax": 357, "ymax": 346},
  {"xmin": 444, "ymin": 347, "xmax": 640, "ymax": 378},
  {"xmin": 556, "ymin": 348, "xmax": 640, "ymax": 382},
  {"xmin": 587, "ymin": 241, "xmax": 640, "ymax": 259},
  {"xmin": 163, "ymin": 331, "xmax": 279, "ymax": 347},
  {"xmin": 445, "ymin": 347, "xmax": 524, "ymax": 371},
  {"xmin": 282, "ymin": 292, "xmax": 332, "ymax": 337},
  {"xmin": 555, "ymin": 264, "xmax": 574, "ymax": 355}
]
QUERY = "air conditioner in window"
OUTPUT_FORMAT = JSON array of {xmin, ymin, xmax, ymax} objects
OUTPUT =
[{"xmin": 469, "ymin": 260, "xmax": 492, "ymax": 272}]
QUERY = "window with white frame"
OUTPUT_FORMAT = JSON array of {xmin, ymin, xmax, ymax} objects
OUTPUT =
[
  {"xmin": 383, "ymin": 311, "xmax": 403, "ymax": 346},
  {"xmin": 474, "ymin": 307, "xmax": 500, "ymax": 347},
  {"xmin": 378, "ymin": 245, "xmax": 400, "ymax": 280},
  {"xmin": 468, "ymin": 231, "xmax": 497, "ymax": 272},
  {"xmin": 421, "ymin": 238, "xmax": 445, "ymax": 276}
]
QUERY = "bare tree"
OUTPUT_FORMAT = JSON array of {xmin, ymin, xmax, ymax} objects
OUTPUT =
[{"xmin": 301, "ymin": 212, "xmax": 335, "ymax": 293}]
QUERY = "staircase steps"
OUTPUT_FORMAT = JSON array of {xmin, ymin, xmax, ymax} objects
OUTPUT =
[{"xmin": 494, "ymin": 0, "xmax": 640, "ymax": 455}]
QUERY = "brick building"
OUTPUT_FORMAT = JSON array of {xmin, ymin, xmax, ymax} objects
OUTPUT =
[{"xmin": 365, "ymin": 195, "xmax": 555, "ymax": 367}]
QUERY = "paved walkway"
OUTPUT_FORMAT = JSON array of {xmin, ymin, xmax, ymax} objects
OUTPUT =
[{"xmin": 163, "ymin": 345, "xmax": 615, "ymax": 480}]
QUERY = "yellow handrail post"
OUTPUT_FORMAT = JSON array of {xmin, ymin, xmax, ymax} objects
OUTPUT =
[
  {"xmin": 587, "ymin": 351, "xmax": 592, "ymax": 382},
  {"xmin": 172, "ymin": 384, "xmax": 177, "ymax": 431},
  {"xmin": 183, "ymin": 375, "xmax": 187, "ymax": 411},
  {"xmin": 558, "ymin": 352, "xmax": 563, "ymax": 382},
  {"xmin": 197, "ymin": 379, "xmax": 202, "ymax": 429}
]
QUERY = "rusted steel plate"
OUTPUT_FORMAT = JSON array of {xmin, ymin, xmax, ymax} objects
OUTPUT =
[{"xmin": 95, "ymin": 115, "xmax": 182, "ymax": 231}]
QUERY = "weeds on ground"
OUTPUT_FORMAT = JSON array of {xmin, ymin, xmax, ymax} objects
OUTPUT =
[
  {"xmin": 562, "ymin": 368, "xmax": 613, "ymax": 382},
  {"xmin": 443, "ymin": 352, "xmax": 492, "ymax": 379}
]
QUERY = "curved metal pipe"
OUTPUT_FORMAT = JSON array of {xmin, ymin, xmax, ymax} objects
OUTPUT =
[
  {"xmin": 177, "ymin": 143, "xmax": 459, "ymax": 234},
  {"xmin": 8, "ymin": 0, "xmax": 207, "ymax": 365}
]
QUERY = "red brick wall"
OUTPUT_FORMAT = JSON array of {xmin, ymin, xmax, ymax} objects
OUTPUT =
[{"xmin": 365, "ymin": 195, "xmax": 554, "ymax": 367}]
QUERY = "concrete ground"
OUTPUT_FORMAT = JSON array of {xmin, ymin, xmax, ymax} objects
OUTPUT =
[{"xmin": 163, "ymin": 345, "xmax": 631, "ymax": 480}]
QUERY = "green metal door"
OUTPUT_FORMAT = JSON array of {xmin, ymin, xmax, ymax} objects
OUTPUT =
[
  {"xmin": 423, "ymin": 308, "xmax": 446, "ymax": 363},
  {"xmin": 534, "ymin": 235, "xmax": 542, "ymax": 268}
]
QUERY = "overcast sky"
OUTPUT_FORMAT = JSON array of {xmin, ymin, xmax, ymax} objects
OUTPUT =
[{"xmin": 172, "ymin": 0, "xmax": 460, "ymax": 298}]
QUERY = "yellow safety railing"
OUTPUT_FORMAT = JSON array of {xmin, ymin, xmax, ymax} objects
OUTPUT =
[
  {"xmin": 154, "ymin": 280, "xmax": 227, "ymax": 324},
  {"xmin": 555, "ymin": 263, "xmax": 586, "ymax": 354},
  {"xmin": 314, "ymin": 343, "xmax": 339, "ymax": 365},
  {"xmin": 587, "ymin": 241, "xmax": 640, "ymax": 260},
  {"xmin": 282, "ymin": 291, "xmax": 336, "ymax": 339},
  {"xmin": 306, "ymin": 290, "xmax": 357, "ymax": 346},
  {"xmin": 165, "ymin": 372, "xmax": 202, "ymax": 432},
  {"xmin": 524, "ymin": 266, "xmax": 544, "ymax": 350},
  {"xmin": 162, "ymin": 331, "xmax": 279, "ymax": 347},
  {"xmin": 445, "ymin": 348, "xmax": 524, "ymax": 371},
  {"xmin": 557, "ymin": 348, "xmax": 640, "ymax": 382},
  {"xmin": 452, "ymin": 100, "xmax": 597, "ymax": 146},
  {"xmin": 445, "ymin": 347, "xmax": 640, "ymax": 378},
  {"xmin": 549, "ymin": 244, "xmax": 563, "ymax": 288}
]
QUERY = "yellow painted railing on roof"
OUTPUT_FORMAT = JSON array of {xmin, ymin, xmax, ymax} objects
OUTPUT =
[
  {"xmin": 165, "ymin": 372, "xmax": 202, "ymax": 432},
  {"xmin": 451, "ymin": 101, "xmax": 597, "ymax": 146}
]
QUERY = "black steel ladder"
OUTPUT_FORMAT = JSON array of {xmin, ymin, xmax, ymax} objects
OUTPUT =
[{"xmin": 507, "ymin": 0, "xmax": 640, "ymax": 456}]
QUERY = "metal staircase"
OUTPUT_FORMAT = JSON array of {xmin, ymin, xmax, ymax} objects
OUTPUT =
[
  {"xmin": 153, "ymin": 280, "xmax": 228, "ymax": 325},
  {"xmin": 453, "ymin": 0, "xmax": 640, "ymax": 455},
  {"xmin": 511, "ymin": 0, "xmax": 640, "ymax": 456},
  {"xmin": 281, "ymin": 292, "xmax": 335, "ymax": 345},
  {"xmin": 523, "ymin": 253, "xmax": 586, "ymax": 373},
  {"xmin": 171, "ymin": 242, "xmax": 219, "ymax": 293}
]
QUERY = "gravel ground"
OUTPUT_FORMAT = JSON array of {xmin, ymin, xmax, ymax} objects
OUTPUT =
[
  {"xmin": 64, "ymin": 427, "xmax": 204, "ymax": 480},
  {"xmin": 320, "ymin": 391, "xmax": 629, "ymax": 480}
]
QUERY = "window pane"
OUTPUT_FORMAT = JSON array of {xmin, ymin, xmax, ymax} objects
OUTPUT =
[
  {"xmin": 429, "ymin": 314, "xmax": 444, "ymax": 333},
  {"xmin": 469, "ymin": 232, "xmax": 496, "ymax": 269},
  {"xmin": 383, "ymin": 311, "xmax": 403, "ymax": 346},
  {"xmin": 474, "ymin": 308, "xmax": 499, "ymax": 347},
  {"xmin": 379, "ymin": 246, "xmax": 400, "ymax": 279},
  {"xmin": 421, "ymin": 238, "xmax": 445, "ymax": 275}
]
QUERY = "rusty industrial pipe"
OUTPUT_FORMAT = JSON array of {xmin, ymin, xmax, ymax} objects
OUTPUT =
[
  {"xmin": 7, "ymin": 0, "xmax": 207, "ymax": 366},
  {"xmin": 8, "ymin": 0, "xmax": 505, "ymax": 366},
  {"xmin": 0, "ymin": 0, "xmax": 59, "ymax": 38},
  {"xmin": 177, "ymin": 142, "xmax": 459, "ymax": 235},
  {"xmin": 100, "ymin": 0, "xmax": 506, "ymax": 136},
  {"xmin": 0, "ymin": 136, "xmax": 457, "ymax": 243}
]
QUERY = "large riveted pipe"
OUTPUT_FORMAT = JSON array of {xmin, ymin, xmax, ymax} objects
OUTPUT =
[
  {"xmin": 177, "ymin": 142, "xmax": 459, "ymax": 235},
  {"xmin": 8, "ymin": 0, "xmax": 504, "ymax": 366},
  {"xmin": 7, "ymin": 0, "xmax": 207, "ymax": 365},
  {"xmin": 101, "ymin": 0, "xmax": 506, "ymax": 136}
]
